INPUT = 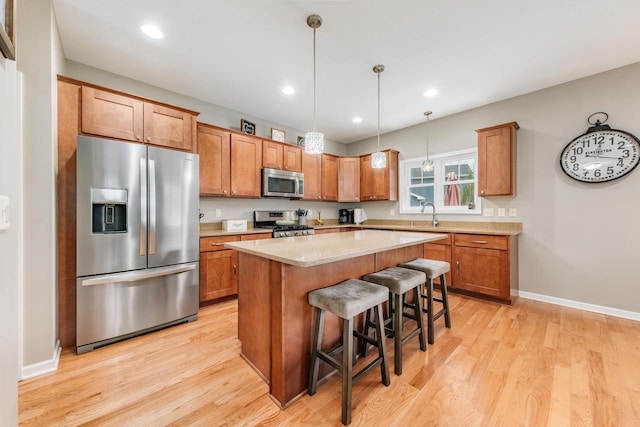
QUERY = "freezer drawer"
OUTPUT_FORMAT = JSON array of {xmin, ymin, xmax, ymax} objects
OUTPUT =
[{"xmin": 76, "ymin": 263, "xmax": 199, "ymax": 353}]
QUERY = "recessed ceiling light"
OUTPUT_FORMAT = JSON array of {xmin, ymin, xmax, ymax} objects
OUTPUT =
[
  {"xmin": 424, "ymin": 88, "xmax": 438, "ymax": 97},
  {"xmin": 352, "ymin": 117, "xmax": 362, "ymax": 123},
  {"xmin": 141, "ymin": 25, "xmax": 163, "ymax": 39},
  {"xmin": 282, "ymin": 86, "xmax": 295, "ymax": 95}
]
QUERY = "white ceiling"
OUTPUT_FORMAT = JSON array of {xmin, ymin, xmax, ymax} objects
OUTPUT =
[{"xmin": 52, "ymin": 0, "xmax": 640, "ymax": 143}]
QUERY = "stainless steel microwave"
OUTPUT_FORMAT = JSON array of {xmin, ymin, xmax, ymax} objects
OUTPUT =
[{"xmin": 262, "ymin": 168, "xmax": 304, "ymax": 198}]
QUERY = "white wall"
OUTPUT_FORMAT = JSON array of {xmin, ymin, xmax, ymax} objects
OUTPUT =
[
  {"xmin": 347, "ymin": 62, "xmax": 640, "ymax": 314},
  {"xmin": 0, "ymin": 33, "xmax": 21, "ymax": 427}
]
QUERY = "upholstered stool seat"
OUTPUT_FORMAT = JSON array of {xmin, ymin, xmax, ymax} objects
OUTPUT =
[
  {"xmin": 307, "ymin": 279, "xmax": 390, "ymax": 426},
  {"xmin": 362, "ymin": 267, "xmax": 427, "ymax": 375},
  {"xmin": 398, "ymin": 259, "xmax": 452, "ymax": 344}
]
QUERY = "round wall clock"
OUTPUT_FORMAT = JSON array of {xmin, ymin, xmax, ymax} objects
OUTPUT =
[{"xmin": 560, "ymin": 113, "xmax": 640, "ymax": 183}]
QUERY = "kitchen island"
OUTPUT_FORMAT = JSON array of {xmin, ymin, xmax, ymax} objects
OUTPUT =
[{"xmin": 225, "ymin": 229, "xmax": 447, "ymax": 407}]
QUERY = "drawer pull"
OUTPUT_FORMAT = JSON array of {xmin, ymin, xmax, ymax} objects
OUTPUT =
[
  {"xmin": 471, "ymin": 240, "xmax": 488, "ymax": 244},
  {"xmin": 456, "ymin": 260, "xmax": 460, "ymax": 275},
  {"xmin": 212, "ymin": 243, "xmax": 225, "ymax": 246}
]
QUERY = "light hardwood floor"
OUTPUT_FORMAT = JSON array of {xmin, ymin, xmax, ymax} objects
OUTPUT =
[{"xmin": 19, "ymin": 294, "xmax": 640, "ymax": 426}]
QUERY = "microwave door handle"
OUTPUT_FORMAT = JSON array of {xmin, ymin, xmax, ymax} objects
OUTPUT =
[
  {"xmin": 139, "ymin": 158, "xmax": 147, "ymax": 256},
  {"xmin": 148, "ymin": 159, "xmax": 156, "ymax": 255}
]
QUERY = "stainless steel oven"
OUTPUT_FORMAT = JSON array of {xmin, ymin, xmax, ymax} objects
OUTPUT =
[
  {"xmin": 254, "ymin": 210, "xmax": 315, "ymax": 237},
  {"xmin": 262, "ymin": 168, "xmax": 304, "ymax": 198}
]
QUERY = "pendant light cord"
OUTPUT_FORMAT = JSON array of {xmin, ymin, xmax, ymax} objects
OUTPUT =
[
  {"xmin": 377, "ymin": 70, "xmax": 380, "ymax": 150},
  {"xmin": 312, "ymin": 26, "xmax": 317, "ymax": 133}
]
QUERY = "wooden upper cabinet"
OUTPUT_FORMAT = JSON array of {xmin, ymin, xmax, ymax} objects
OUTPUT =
[
  {"xmin": 81, "ymin": 86, "xmax": 144, "ymax": 142},
  {"xmin": 301, "ymin": 152, "xmax": 322, "ymax": 200},
  {"xmin": 321, "ymin": 154, "xmax": 339, "ymax": 201},
  {"xmin": 283, "ymin": 144, "xmax": 302, "ymax": 172},
  {"xmin": 476, "ymin": 121, "xmax": 519, "ymax": 197},
  {"xmin": 230, "ymin": 133, "xmax": 262, "ymax": 197},
  {"xmin": 262, "ymin": 140, "xmax": 284, "ymax": 170},
  {"xmin": 360, "ymin": 150, "xmax": 399, "ymax": 201},
  {"xmin": 81, "ymin": 85, "xmax": 198, "ymax": 152},
  {"xmin": 143, "ymin": 103, "xmax": 195, "ymax": 151},
  {"xmin": 197, "ymin": 123, "xmax": 230, "ymax": 196},
  {"xmin": 338, "ymin": 156, "xmax": 360, "ymax": 202},
  {"xmin": 263, "ymin": 141, "xmax": 302, "ymax": 172}
]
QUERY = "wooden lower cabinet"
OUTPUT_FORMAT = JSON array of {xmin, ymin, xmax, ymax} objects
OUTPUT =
[
  {"xmin": 199, "ymin": 233, "xmax": 271, "ymax": 304},
  {"xmin": 200, "ymin": 249, "xmax": 238, "ymax": 302},
  {"xmin": 423, "ymin": 233, "xmax": 452, "ymax": 287},
  {"xmin": 451, "ymin": 233, "xmax": 518, "ymax": 303}
]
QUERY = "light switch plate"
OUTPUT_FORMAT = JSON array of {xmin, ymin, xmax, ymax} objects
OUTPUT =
[
  {"xmin": 0, "ymin": 195, "xmax": 9, "ymax": 231},
  {"xmin": 497, "ymin": 208, "xmax": 506, "ymax": 217},
  {"xmin": 215, "ymin": 209, "xmax": 222, "ymax": 218},
  {"xmin": 509, "ymin": 207, "xmax": 518, "ymax": 217},
  {"xmin": 483, "ymin": 207, "xmax": 494, "ymax": 217}
]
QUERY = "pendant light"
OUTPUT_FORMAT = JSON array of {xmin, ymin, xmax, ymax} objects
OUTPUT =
[
  {"xmin": 371, "ymin": 64, "xmax": 386, "ymax": 169},
  {"xmin": 305, "ymin": 14, "xmax": 324, "ymax": 154},
  {"xmin": 421, "ymin": 111, "xmax": 434, "ymax": 172}
]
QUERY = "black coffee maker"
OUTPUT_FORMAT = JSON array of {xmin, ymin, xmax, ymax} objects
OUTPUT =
[{"xmin": 339, "ymin": 208, "xmax": 354, "ymax": 224}]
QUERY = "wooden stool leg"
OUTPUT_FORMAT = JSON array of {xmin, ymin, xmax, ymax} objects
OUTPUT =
[
  {"xmin": 360, "ymin": 308, "xmax": 372, "ymax": 358},
  {"xmin": 425, "ymin": 278, "xmax": 435, "ymax": 345},
  {"xmin": 393, "ymin": 293, "xmax": 403, "ymax": 375},
  {"xmin": 374, "ymin": 303, "xmax": 390, "ymax": 386},
  {"xmin": 342, "ymin": 317, "xmax": 354, "ymax": 426},
  {"xmin": 414, "ymin": 286, "xmax": 426, "ymax": 351},
  {"xmin": 441, "ymin": 274, "xmax": 452, "ymax": 328},
  {"xmin": 308, "ymin": 307, "xmax": 325, "ymax": 395}
]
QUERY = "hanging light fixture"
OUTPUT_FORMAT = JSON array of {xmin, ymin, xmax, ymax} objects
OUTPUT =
[
  {"xmin": 305, "ymin": 14, "xmax": 324, "ymax": 154},
  {"xmin": 371, "ymin": 64, "xmax": 386, "ymax": 169},
  {"xmin": 421, "ymin": 111, "xmax": 434, "ymax": 172}
]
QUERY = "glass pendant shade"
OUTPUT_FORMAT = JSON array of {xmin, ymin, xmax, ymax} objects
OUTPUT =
[
  {"xmin": 304, "ymin": 131, "xmax": 324, "ymax": 154},
  {"xmin": 421, "ymin": 159, "xmax": 434, "ymax": 172},
  {"xmin": 371, "ymin": 151, "xmax": 387, "ymax": 168}
]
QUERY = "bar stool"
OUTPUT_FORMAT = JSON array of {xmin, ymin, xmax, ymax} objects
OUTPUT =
[
  {"xmin": 398, "ymin": 259, "xmax": 452, "ymax": 344},
  {"xmin": 307, "ymin": 279, "xmax": 390, "ymax": 426},
  {"xmin": 362, "ymin": 267, "xmax": 427, "ymax": 375}
]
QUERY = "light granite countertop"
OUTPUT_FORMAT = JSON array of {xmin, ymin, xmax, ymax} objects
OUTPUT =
[
  {"xmin": 200, "ymin": 220, "xmax": 522, "ymax": 237},
  {"xmin": 224, "ymin": 229, "xmax": 448, "ymax": 267}
]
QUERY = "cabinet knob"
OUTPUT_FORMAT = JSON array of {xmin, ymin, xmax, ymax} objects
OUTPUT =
[
  {"xmin": 480, "ymin": 190, "xmax": 485, "ymax": 194},
  {"xmin": 135, "ymin": 135, "xmax": 141, "ymax": 141},
  {"xmin": 146, "ymin": 137, "xmax": 151, "ymax": 142},
  {"xmin": 232, "ymin": 190, "xmax": 236, "ymax": 195}
]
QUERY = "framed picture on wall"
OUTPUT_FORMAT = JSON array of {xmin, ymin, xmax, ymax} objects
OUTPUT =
[
  {"xmin": 297, "ymin": 136, "xmax": 305, "ymax": 147},
  {"xmin": 241, "ymin": 119, "xmax": 256, "ymax": 135},
  {"xmin": 0, "ymin": 0, "xmax": 16, "ymax": 60},
  {"xmin": 271, "ymin": 128, "xmax": 286, "ymax": 142}
]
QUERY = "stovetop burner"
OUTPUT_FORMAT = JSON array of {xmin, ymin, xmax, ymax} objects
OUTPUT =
[{"xmin": 254, "ymin": 210, "xmax": 315, "ymax": 238}]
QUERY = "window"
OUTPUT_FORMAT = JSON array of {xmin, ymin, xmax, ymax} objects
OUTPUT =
[{"xmin": 399, "ymin": 148, "xmax": 480, "ymax": 214}]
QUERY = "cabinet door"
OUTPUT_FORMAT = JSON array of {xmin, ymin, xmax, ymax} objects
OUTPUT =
[
  {"xmin": 302, "ymin": 152, "xmax": 322, "ymax": 200},
  {"xmin": 81, "ymin": 86, "xmax": 144, "ymax": 142},
  {"xmin": 230, "ymin": 133, "xmax": 262, "ymax": 197},
  {"xmin": 453, "ymin": 246, "xmax": 508, "ymax": 299},
  {"xmin": 424, "ymin": 242, "xmax": 452, "ymax": 287},
  {"xmin": 360, "ymin": 154, "xmax": 388, "ymax": 200},
  {"xmin": 283, "ymin": 145, "xmax": 302, "ymax": 172},
  {"xmin": 197, "ymin": 124, "xmax": 230, "ymax": 196},
  {"xmin": 200, "ymin": 250, "xmax": 238, "ymax": 302},
  {"xmin": 262, "ymin": 140, "xmax": 284, "ymax": 170},
  {"xmin": 321, "ymin": 154, "xmax": 339, "ymax": 201},
  {"xmin": 338, "ymin": 157, "xmax": 360, "ymax": 202},
  {"xmin": 477, "ymin": 122, "xmax": 518, "ymax": 196},
  {"xmin": 143, "ymin": 103, "xmax": 195, "ymax": 152}
]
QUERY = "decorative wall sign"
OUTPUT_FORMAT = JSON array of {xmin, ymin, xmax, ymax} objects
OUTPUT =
[
  {"xmin": 560, "ymin": 112, "xmax": 640, "ymax": 183},
  {"xmin": 271, "ymin": 128, "xmax": 285, "ymax": 142},
  {"xmin": 0, "ymin": 0, "xmax": 16, "ymax": 60},
  {"xmin": 241, "ymin": 119, "xmax": 256, "ymax": 135},
  {"xmin": 297, "ymin": 136, "xmax": 305, "ymax": 147}
]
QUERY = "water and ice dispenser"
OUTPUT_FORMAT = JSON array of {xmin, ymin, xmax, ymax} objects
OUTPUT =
[{"xmin": 91, "ymin": 188, "xmax": 128, "ymax": 233}]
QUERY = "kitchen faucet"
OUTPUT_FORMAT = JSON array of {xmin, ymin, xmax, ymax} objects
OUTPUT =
[{"xmin": 420, "ymin": 201, "xmax": 439, "ymax": 227}]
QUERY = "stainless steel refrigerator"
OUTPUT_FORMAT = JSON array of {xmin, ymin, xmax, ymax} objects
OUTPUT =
[{"xmin": 76, "ymin": 136, "xmax": 199, "ymax": 354}]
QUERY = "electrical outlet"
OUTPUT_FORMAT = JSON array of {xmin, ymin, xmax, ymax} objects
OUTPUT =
[
  {"xmin": 308, "ymin": 209, "xmax": 312, "ymax": 217},
  {"xmin": 215, "ymin": 209, "xmax": 222, "ymax": 218},
  {"xmin": 483, "ymin": 207, "xmax": 494, "ymax": 217},
  {"xmin": 497, "ymin": 208, "xmax": 506, "ymax": 217},
  {"xmin": 509, "ymin": 207, "xmax": 517, "ymax": 217},
  {"xmin": 390, "ymin": 209, "xmax": 395, "ymax": 216}
]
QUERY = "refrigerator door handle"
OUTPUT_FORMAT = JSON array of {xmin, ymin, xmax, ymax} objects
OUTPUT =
[
  {"xmin": 149, "ymin": 159, "xmax": 156, "ymax": 255},
  {"xmin": 139, "ymin": 158, "xmax": 147, "ymax": 256},
  {"xmin": 80, "ymin": 264, "xmax": 197, "ymax": 287}
]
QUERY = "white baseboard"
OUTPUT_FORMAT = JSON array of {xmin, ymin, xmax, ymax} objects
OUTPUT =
[
  {"xmin": 21, "ymin": 339, "xmax": 61, "ymax": 380},
  {"xmin": 518, "ymin": 291, "xmax": 640, "ymax": 321}
]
